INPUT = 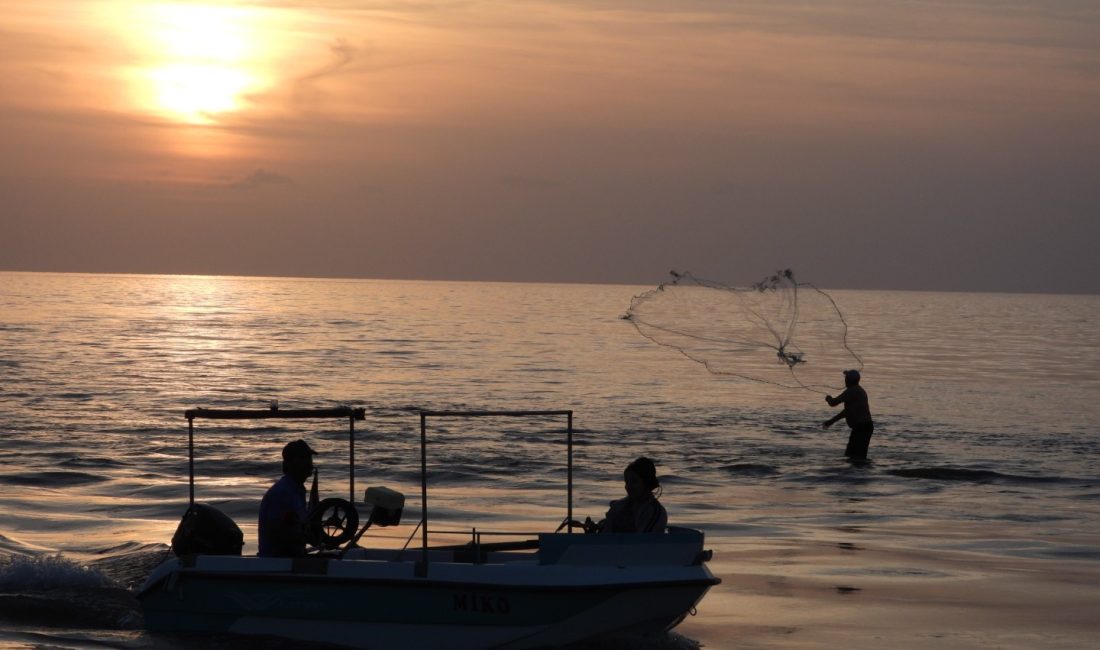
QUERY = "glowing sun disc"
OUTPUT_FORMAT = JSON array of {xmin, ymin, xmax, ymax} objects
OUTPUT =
[{"xmin": 150, "ymin": 64, "xmax": 253, "ymax": 124}]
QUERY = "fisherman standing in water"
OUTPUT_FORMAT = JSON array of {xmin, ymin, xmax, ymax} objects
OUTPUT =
[{"xmin": 823, "ymin": 370, "xmax": 875, "ymax": 460}]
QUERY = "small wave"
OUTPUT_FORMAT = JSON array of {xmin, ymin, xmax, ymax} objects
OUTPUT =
[
  {"xmin": 888, "ymin": 466, "xmax": 1064, "ymax": 484},
  {"xmin": 782, "ymin": 465, "xmax": 878, "ymax": 485},
  {"xmin": 90, "ymin": 545, "xmax": 172, "ymax": 591},
  {"xmin": 58, "ymin": 456, "xmax": 125, "ymax": 469},
  {"xmin": 720, "ymin": 463, "xmax": 780, "ymax": 477},
  {"xmin": 53, "ymin": 392, "xmax": 95, "ymax": 401},
  {"xmin": 90, "ymin": 542, "xmax": 167, "ymax": 557},
  {"xmin": 0, "ymin": 554, "xmax": 112, "ymax": 591},
  {"xmin": 430, "ymin": 468, "xmax": 505, "ymax": 483},
  {"xmin": 0, "ymin": 471, "xmax": 106, "ymax": 487},
  {"xmin": 0, "ymin": 533, "xmax": 55, "ymax": 555}
]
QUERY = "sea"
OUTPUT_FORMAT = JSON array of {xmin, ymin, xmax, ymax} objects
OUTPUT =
[{"xmin": 1, "ymin": 271, "xmax": 1098, "ymax": 649}]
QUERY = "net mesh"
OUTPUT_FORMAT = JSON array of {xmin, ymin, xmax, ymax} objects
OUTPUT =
[{"xmin": 625, "ymin": 269, "xmax": 862, "ymax": 393}]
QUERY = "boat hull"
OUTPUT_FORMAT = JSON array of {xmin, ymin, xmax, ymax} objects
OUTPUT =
[{"xmin": 139, "ymin": 544, "xmax": 718, "ymax": 649}]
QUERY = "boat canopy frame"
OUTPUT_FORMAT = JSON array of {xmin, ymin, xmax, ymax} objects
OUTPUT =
[
  {"xmin": 181, "ymin": 406, "xmax": 575, "ymax": 570},
  {"xmin": 183, "ymin": 406, "xmax": 366, "ymax": 505},
  {"xmin": 417, "ymin": 409, "xmax": 574, "ymax": 574}
]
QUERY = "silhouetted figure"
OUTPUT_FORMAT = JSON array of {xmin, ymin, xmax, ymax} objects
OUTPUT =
[
  {"xmin": 600, "ymin": 457, "xmax": 668, "ymax": 533},
  {"xmin": 258, "ymin": 439, "xmax": 316, "ymax": 557},
  {"xmin": 823, "ymin": 370, "xmax": 875, "ymax": 460}
]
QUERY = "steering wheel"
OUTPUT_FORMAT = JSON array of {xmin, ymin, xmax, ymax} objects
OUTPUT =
[
  {"xmin": 555, "ymin": 516, "xmax": 602, "ymax": 535},
  {"xmin": 308, "ymin": 497, "xmax": 359, "ymax": 549}
]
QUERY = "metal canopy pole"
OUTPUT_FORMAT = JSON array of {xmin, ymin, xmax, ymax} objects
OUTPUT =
[
  {"xmin": 188, "ymin": 416, "xmax": 195, "ymax": 506},
  {"xmin": 183, "ymin": 406, "xmax": 366, "ymax": 506},
  {"xmin": 415, "ymin": 409, "xmax": 575, "ymax": 574},
  {"xmin": 183, "ymin": 407, "xmax": 365, "ymax": 420},
  {"xmin": 419, "ymin": 411, "xmax": 429, "ymax": 576},
  {"xmin": 567, "ymin": 411, "xmax": 573, "ymax": 532},
  {"xmin": 349, "ymin": 415, "xmax": 356, "ymax": 504}
]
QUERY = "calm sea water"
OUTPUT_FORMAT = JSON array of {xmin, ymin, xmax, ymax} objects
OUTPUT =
[{"xmin": 1, "ymin": 272, "xmax": 1098, "ymax": 648}]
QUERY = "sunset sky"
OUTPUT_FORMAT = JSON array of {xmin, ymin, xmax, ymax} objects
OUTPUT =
[{"xmin": 2, "ymin": 1, "xmax": 1098, "ymax": 292}]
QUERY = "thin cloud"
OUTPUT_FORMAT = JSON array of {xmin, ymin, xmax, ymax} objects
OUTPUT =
[
  {"xmin": 291, "ymin": 38, "xmax": 358, "ymax": 109},
  {"xmin": 297, "ymin": 38, "xmax": 357, "ymax": 86},
  {"xmin": 229, "ymin": 169, "xmax": 293, "ymax": 190}
]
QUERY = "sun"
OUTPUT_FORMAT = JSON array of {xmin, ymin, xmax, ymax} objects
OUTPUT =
[
  {"xmin": 149, "ymin": 64, "xmax": 252, "ymax": 123},
  {"xmin": 132, "ymin": 3, "xmax": 268, "ymax": 124}
]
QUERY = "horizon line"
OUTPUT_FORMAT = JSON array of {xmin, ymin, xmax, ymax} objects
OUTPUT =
[{"xmin": 2, "ymin": 268, "xmax": 1097, "ymax": 297}]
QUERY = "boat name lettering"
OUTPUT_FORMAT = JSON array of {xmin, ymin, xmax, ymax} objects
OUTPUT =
[{"xmin": 452, "ymin": 592, "xmax": 511, "ymax": 615}]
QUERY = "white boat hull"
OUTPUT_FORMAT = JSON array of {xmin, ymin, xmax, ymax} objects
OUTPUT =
[{"xmin": 139, "ymin": 532, "xmax": 720, "ymax": 649}]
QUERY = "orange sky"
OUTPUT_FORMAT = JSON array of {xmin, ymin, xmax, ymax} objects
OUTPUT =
[{"xmin": 2, "ymin": 1, "xmax": 1098, "ymax": 291}]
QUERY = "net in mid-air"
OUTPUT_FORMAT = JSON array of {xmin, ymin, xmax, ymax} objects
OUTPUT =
[{"xmin": 625, "ymin": 269, "xmax": 863, "ymax": 393}]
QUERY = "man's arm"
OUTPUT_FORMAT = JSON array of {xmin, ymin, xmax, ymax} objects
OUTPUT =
[{"xmin": 822, "ymin": 410, "xmax": 846, "ymax": 428}]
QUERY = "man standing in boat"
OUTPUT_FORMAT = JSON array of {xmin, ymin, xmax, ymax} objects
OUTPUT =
[
  {"xmin": 258, "ymin": 439, "xmax": 316, "ymax": 557},
  {"xmin": 823, "ymin": 369, "xmax": 875, "ymax": 460}
]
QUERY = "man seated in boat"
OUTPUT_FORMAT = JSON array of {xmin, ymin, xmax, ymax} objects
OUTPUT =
[
  {"xmin": 599, "ymin": 457, "xmax": 668, "ymax": 534},
  {"xmin": 258, "ymin": 439, "xmax": 316, "ymax": 557}
]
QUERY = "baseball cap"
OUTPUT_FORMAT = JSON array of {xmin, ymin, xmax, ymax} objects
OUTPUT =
[
  {"xmin": 843, "ymin": 369, "xmax": 861, "ymax": 382},
  {"xmin": 282, "ymin": 439, "xmax": 317, "ymax": 460}
]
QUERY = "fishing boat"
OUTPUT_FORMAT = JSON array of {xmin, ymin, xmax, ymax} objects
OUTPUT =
[{"xmin": 137, "ymin": 406, "xmax": 720, "ymax": 649}]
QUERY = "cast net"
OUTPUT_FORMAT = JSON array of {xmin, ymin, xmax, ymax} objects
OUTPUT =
[{"xmin": 625, "ymin": 269, "xmax": 862, "ymax": 393}]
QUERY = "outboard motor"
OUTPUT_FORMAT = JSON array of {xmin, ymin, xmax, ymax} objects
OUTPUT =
[{"xmin": 171, "ymin": 503, "xmax": 244, "ymax": 557}]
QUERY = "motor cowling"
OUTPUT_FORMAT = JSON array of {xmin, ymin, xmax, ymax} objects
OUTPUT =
[{"xmin": 171, "ymin": 504, "xmax": 244, "ymax": 557}]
